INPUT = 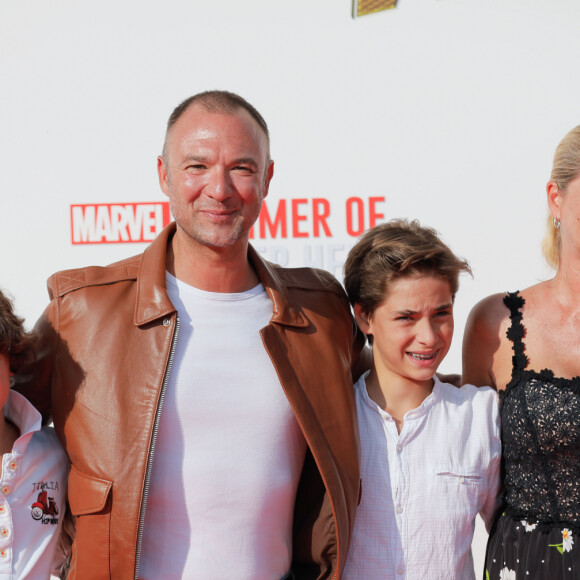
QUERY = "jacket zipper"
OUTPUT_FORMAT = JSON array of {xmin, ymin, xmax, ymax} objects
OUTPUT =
[{"xmin": 134, "ymin": 316, "xmax": 180, "ymax": 579}]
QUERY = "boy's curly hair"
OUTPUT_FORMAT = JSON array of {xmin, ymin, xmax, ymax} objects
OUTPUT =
[{"xmin": 0, "ymin": 290, "xmax": 36, "ymax": 373}]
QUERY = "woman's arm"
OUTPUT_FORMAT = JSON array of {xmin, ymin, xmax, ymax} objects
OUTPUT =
[{"xmin": 462, "ymin": 293, "xmax": 509, "ymax": 390}]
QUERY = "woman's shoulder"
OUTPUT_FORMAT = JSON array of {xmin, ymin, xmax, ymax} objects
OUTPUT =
[
  {"xmin": 462, "ymin": 293, "xmax": 514, "ymax": 389},
  {"xmin": 464, "ymin": 293, "xmax": 513, "ymax": 354},
  {"xmin": 467, "ymin": 282, "xmax": 552, "ymax": 335},
  {"xmin": 468, "ymin": 292, "xmax": 511, "ymax": 327},
  {"xmin": 517, "ymin": 281, "xmax": 554, "ymax": 313}
]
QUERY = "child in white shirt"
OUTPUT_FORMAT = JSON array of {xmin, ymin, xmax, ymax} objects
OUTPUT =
[
  {"xmin": 0, "ymin": 290, "xmax": 69, "ymax": 578},
  {"xmin": 342, "ymin": 219, "xmax": 500, "ymax": 580}
]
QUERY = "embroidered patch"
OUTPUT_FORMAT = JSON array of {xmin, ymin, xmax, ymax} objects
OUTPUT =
[{"xmin": 30, "ymin": 482, "xmax": 60, "ymax": 525}]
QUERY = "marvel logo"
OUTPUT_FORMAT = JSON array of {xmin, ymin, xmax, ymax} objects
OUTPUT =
[{"xmin": 71, "ymin": 202, "xmax": 171, "ymax": 244}]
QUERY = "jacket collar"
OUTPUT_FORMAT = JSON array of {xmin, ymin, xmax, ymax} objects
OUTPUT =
[
  {"xmin": 247, "ymin": 245, "xmax": 307, "ymax": 328},
  {"xmin": 135, "ymin": 222, "xmax": 307, "ymax": 329}
]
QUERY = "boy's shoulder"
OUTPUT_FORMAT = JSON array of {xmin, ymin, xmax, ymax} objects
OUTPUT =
[
  {"xmin": 436, "ymin": 378, "xmax": 499, "ymax": 412},
  {"xmin": 32, "ymin": 424, "xmax": 66, "ymax": 446},
  {"xmin": 353, "ymin": 371, "xmax": 371, "ymax": 403},
  {"xmin": 27, "ymin": 426, "xmax": 70, "ymax": 466},
  {"xmin": 434, "ymin": 379, "xmax": 501, "ymax": 446}
]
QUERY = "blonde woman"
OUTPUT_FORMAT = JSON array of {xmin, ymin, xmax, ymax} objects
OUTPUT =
[{"xmin": 463, "ymin": 126, "xmax": 580, "ymax": 579}]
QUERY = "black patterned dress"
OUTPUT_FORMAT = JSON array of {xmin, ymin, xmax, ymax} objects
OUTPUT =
[{"xmin": 485, "ymin": 292, "xmax": 580, "ymax": 580}]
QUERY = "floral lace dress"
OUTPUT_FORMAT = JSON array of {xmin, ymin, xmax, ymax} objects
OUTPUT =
[{"xmin": 485, "ymin": 292, "xmax": 580, "ymax": 580}]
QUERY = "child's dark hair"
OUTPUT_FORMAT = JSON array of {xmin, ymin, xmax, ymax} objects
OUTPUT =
[
  {"xmin": 0, "ymin": 290, "xmax": 36, "ymax": 373},
  {"xmin": 344, "ymin": 219, "xmax": 471, "ymax": 317}
]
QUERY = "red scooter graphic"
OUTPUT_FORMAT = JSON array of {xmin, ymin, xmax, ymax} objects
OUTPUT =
[{"xmin": 31, "ymin": 490, "xmax": 59, "ymax": 521}]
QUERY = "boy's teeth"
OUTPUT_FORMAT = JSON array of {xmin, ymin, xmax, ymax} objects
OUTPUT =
[{"xmin": 409, "ymin": 352, "xmax": 435, "ymax": 360}]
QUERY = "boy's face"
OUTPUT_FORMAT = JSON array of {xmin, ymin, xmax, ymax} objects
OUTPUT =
[
  {"xmin": 354, "ymin": 275, "xmax": 454, "ymax": 389},
  {"xmin": 0, "ymin": 353, "xmax": 9, "ymax": 408}
]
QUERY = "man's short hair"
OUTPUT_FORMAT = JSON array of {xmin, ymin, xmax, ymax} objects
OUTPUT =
[
  {"xmin": 344, "ymin": 219, "xmax": 471, "ymax": 317},
  {"xmin": 0, "ymin": 290, "xmax": 36, "ymax": 373},
  {"xmin": 162, "ymin": 90, "xmax": 270, "ymax": 159}
]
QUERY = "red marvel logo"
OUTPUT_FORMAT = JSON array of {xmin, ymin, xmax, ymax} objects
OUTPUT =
[{"xmin": 70, "ymin": 202, "xmax": 171, "ymax": 244}]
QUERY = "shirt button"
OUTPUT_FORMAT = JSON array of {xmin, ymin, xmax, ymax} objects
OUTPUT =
[
  {"xmin": 1, "ymin": 487, "xmax": 9, "ymax": 496},
  {"xmin": 0, "ymin": 549, "xmax": 7, "ymax": 559},
  {"xmin": 459, "ymin": 476, "xmax": 465, "ymax": 484},
  {"xmin": 397, "ymin": 565, "xmax": 405, "ymax": 575},
  {"xmin": 8, "ymin": 462, "xmax": 16, "ymax": 471},
  {"xmin": 0, "ymin": 528, "xmax": 9, "ymax": 538},
  {"xmin": 396, "ymin": 505, "xmax": 403, "ymax": 514},
  {"xmin": 162, "ymin": 318, "xmax": 171, "ymax": 327},
  {"xmin": 0, "ymin": 505, "xmax": 5, "ymax": 515},
  {"xmin": 396, "ymin": 445, "xmax": 402, "ymax": 453}
]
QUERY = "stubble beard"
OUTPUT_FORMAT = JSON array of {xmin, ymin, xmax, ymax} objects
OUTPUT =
[{"xmin": 170, "ymin": 198, "xmax": 262, "ymax": 250}]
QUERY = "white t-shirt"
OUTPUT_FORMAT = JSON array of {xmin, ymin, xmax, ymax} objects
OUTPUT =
[
  {"xmin": 0, "ymin": 390, "xmax": 69, "ymax": 579},
  {"xmin": 139, "ymin": 274, "xmax": 306, "ymax": 580},
  {"xmin": 343, "ymin": 373, "xmax": 501, "ymax": 580}
]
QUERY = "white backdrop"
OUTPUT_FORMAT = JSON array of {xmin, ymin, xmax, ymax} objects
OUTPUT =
[{"xmin": 2, "ymin": 0, "xmax": 579, "ymax": 574}]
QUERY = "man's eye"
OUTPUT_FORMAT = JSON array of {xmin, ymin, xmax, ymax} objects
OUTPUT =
[{"xmin": 395, "ymin": 315, "xmax": 412, "ymax": 321}]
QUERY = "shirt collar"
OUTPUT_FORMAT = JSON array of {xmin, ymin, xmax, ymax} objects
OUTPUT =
[
  {"xmin": 4, "ymin": 390, "xmax": 42, "ymax": 453},
  {"xmin": 358, "ymin": 371, "xmax": 442, "ymax": 418}
]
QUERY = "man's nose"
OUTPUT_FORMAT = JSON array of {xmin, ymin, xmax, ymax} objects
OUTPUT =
[{"xmin": 207, "ymin": 167, "xmax": 232, "ymax": 201}]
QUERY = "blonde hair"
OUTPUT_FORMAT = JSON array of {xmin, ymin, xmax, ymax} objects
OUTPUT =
[{"xmin": 542, "ymin": 125, "xmax": 580, "ymax": 269}]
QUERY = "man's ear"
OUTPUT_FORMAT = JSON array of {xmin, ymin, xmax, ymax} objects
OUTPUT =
[
  {"xmin": 158, "ymin": 156, "xmax": 170, "ymax": 197},
  {"xmin": 353, "ymin": 303, "xmax": 372, "ymax": 335},
  {"xmin": 260, "ymin": 160, "xmax": 274, "ymax": 201}
]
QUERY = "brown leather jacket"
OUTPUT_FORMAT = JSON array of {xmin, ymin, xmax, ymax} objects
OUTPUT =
[{"xmin": 15, "ymin": 223, "xmax": 369, "ymax": 580}]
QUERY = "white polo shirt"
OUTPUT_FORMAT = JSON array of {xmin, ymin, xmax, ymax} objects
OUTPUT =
[{"xmin": 0, "ymin": 390, "xmax": 69, "ymax": 579}]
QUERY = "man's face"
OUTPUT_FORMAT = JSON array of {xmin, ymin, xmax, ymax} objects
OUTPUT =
[{"xmin": 158, "ymin": 104, "xmax": 273, "ymax": 250}]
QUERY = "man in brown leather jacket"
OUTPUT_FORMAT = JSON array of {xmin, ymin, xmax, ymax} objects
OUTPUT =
[{"xmin": 16, "ymin": 91, "xmax": 369, "ymax": 580}]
